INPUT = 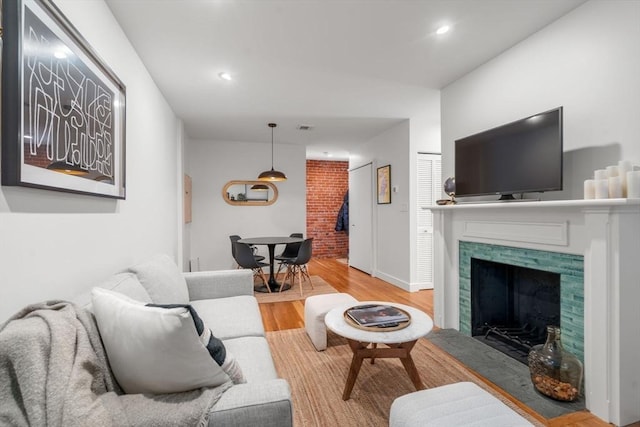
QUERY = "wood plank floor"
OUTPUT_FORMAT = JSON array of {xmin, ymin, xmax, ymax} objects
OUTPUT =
[{"xmin": 259, "ymin": 258, "xmax": 624, "ymax": 427}]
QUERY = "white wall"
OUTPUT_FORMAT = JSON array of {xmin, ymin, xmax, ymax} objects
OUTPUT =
[
  {"xmin": 354, "ymin": 121, "xmax": 411, "ymax": 287},
  {"xmin": 350, "ymin": 89, "xmax": 440, "ymax": 291},
  {"xmin": 186, "ymin": 139, "xmax": 306, "ymax": 271},
  {"xmin": 408, "ymin": 99, "xmax": 441, "ymax": 285},
  {"xmin": 441, "ymin": 0, "xmax": 640, "ymax": 201},
  {"xmin": 0, "ymin": 0, "xmax": 183, "ymax": 321}
]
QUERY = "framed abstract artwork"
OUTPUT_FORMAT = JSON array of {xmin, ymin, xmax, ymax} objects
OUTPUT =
[
  {"xmin": 1, "ymin": 0, "xmax": 127, "ymax": 198},
  {"xmin": 377, "ymin": 164, "xmax": 391, "ymax": 204}
]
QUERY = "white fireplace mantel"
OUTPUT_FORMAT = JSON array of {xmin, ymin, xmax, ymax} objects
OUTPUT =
[{"xmin": 431, "ymin": 199, "xmax": 640, "ymax": 426}]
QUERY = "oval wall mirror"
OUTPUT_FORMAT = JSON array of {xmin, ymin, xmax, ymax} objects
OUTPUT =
[{"xmin": 222, "ymin": 180, "xmax": 278, "ymax": 206}]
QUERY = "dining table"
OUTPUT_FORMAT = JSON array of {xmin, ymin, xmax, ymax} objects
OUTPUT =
[{"xmin": 237, "ymin": 236, "xmax": 304, "ymax": 293}]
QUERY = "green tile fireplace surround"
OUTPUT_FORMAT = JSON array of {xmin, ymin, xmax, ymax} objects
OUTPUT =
[{"xmin": 458, "ymin": 241, "xmax": 584, "ymax": 363}]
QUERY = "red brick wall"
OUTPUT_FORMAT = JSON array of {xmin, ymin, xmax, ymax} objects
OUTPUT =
[{"xmin": 306, "ymin": 160, "xmax": 349, "ymax": 258}]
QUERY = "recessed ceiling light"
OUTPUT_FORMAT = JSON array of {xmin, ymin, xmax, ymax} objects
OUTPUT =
[
  {"xmin": 436, "ymin": 25, "xmax": 450, "ymax": 35},
  {"xmin": 218, "ymin": 72, "xmax": 232, "ymax": 81}
]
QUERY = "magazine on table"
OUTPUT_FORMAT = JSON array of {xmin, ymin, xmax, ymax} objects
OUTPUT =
[{"xmin": 346, "ymin": 304, "xmax": 410, "ymax": 327}]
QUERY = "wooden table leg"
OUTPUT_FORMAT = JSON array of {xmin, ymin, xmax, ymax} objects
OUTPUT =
[
  {"xmin": 394, "ymin": 341, "xmax": 424, "ymax": 390},
  {"xmin": 341, "ymin": 339, "xmax": 424, "ymax": 400},
  {"xmin": 343, "ymin": 339, "xmax": 369, "ymax": 400},
  {"xmin": 371, "ymin": 342, "xmax": 377, "ymax": 364}
]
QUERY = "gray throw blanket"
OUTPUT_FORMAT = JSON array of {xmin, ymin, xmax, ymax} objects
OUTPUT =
[{"xmin": 0, "ymin": 301, "xmax": 231, "ymax": 427}]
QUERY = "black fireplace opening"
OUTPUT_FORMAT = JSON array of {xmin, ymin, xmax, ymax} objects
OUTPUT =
[{"xmin": 470, "ymin": 258, "xmax": 560, "ymax": 364}]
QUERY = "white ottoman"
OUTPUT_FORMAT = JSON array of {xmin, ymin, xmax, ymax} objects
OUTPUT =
[
  {"xmin": 389, "ymin": 382, "xmax": 534, "ymax": 427},
  {"xmin": 304, "ymin": 293, "xmax": 358, "ymax": 351}
]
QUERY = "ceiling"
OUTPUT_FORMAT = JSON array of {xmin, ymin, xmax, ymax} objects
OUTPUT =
[{"xmin": 105, "ymin": 0, "xmax": 585, "ymax": 160}]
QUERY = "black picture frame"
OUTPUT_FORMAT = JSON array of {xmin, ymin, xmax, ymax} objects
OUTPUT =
[
  {"xmin": 1, "ymin": 0, "xmax": 126, "ymax": 198},
  {"xmin": 377, "ymin": 164, "xmax": 391, "ymax": 204}
]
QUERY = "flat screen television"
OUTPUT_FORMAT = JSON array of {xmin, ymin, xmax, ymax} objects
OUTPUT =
[{"xmin": 454, "ymin": 107, "xmax": 563, "ymax": 200}]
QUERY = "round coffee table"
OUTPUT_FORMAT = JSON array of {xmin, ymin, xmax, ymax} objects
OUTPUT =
[{"xmin": 325, "ymin": 301, "xmax": 434, "ymax": 400}]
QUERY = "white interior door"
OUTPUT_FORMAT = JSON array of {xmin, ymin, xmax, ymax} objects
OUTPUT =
[
  {"xmin": 416, "ymin": 153, "xmax": 441, "ymax": 289},
  {"xmin": 349, "ymin": 163, "xmax": 373, "ymax": 274}
]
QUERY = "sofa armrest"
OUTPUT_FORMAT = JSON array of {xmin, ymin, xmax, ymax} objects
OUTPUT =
[
  {"xmin": 208, "ymin": 379, "xmax": 292, "ymax": 427},
  {"xmin": 184, "ymin": 269, "xmax": 253, "ymax": 301}
]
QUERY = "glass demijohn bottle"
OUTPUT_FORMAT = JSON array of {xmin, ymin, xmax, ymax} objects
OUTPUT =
[{"xmin": 527, "ymin": 325, "xmax": 583, "ymax": 401}]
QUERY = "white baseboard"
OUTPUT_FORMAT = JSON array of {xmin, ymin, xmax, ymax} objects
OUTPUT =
[{"xmin": 373, "ymin": 270, "xmax": 410, "ymax": 291}]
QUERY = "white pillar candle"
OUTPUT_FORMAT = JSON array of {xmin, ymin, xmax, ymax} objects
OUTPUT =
[
  {"xmin": 608, "ymin": 176, "xmax": 623, "ymax": 198},
  {"xmin": 618, "ymin": 160, "xmax": 632, "ymax": 172},
  {"xmin": 607, "ymin": 165, "xmax": 619, "ymax": 177},
  {"xmin": 618, "ymin": 161, "xmax": 632, "ymax": 197},
  {"xmin": 594, "ymin": 169, "xmax": 608, "ymax": 180},
  {"xmin": 627, "ymin": 170, "xmax": 640, "ymax": 198},
  {"xmin": 584, "ymin": 179, "xmax": 595, "ymax": 199},
  {"xmin": 594, "ymin": 179, "xmax": 609, "ymax": 199}
]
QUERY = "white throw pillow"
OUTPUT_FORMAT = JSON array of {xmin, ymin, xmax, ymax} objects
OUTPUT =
[{"xmin": 91, "ymin": 287, "xmax": 245, "ymax": 394}]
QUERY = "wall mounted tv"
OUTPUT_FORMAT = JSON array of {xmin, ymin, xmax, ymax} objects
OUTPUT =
[{"xmin": 454, "ymin": 107, "xmax": 563, "ymax": 200}]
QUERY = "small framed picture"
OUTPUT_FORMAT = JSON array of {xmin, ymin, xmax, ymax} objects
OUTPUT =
[
  {"xmin": 1, "ymin": 0, "xmax": 127, "ymax": 198},
  {"xmin": 377, "ymin": 165, "xmax": 391, "ymax": 204}
]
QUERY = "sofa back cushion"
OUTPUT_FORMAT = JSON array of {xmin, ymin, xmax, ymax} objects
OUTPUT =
[
  {"xmin": 128, "ymin": 254, "xmax": 189, "ymax": 304},
  {"xmin": 72, "ymin": 272, "xmax": 151, "ymax": 311}
]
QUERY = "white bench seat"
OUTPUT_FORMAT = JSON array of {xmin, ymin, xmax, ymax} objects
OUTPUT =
[
  {"xmin": 389, "ymin": 382, "xmax": 534, "ymax": 427},
  {"xmin": 304, "ymin": 293, "xmax": 358, "ymax": 351}
]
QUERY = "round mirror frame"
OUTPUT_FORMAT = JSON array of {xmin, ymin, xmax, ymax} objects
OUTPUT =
[{"xmin": 222, "ymin": 180, "xmax": 278, "ymax": 206}]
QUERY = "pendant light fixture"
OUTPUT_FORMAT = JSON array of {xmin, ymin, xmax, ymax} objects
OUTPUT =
[{"xmin": 258, "ymin": 123, "xmax": 287, "ymax": 181}]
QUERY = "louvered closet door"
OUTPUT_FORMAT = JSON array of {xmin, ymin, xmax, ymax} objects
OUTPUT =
[{"xmin": 417, "ymin": 153, "xmax": 441, "ymax": 289}]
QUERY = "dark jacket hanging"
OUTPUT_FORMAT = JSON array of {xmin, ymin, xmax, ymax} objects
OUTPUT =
[{"xmin": 335, "ymin": 191, "xmax": 349, "ymax": 234}]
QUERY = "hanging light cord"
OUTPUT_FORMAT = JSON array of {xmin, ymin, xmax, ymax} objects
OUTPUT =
[{"xmin": 271, "ymin": 125, "xmax": 274, "ymax": 169}]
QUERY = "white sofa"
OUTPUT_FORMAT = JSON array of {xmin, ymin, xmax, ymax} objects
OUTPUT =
[{"xmin": 69, "ymin": 255, "xmax": 292, "ymax": 426}]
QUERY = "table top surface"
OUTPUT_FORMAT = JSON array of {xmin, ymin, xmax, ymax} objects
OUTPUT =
[
  {"xmin": 237, "ymin": 236, "xmax": 304, "ymax": 245},
  {"xmin": 325, "ymin": 301, "xmax": 434, "ymax": 344}
]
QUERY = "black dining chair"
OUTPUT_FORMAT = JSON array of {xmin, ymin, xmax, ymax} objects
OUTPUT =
[
  {"xmin": 281, "ymin": 238, "xmax": 314, "ymax": 296},
  {"xmin": 233, "ymin": 242, "xmax": 270, "ymax": 292},
  {"xmin": 230, "ymin": 235, "xmax": 265, "ymax": 268},
  {"xmin": 275, "ymin": 233, "xmax": 303, "ymax": 277}
]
